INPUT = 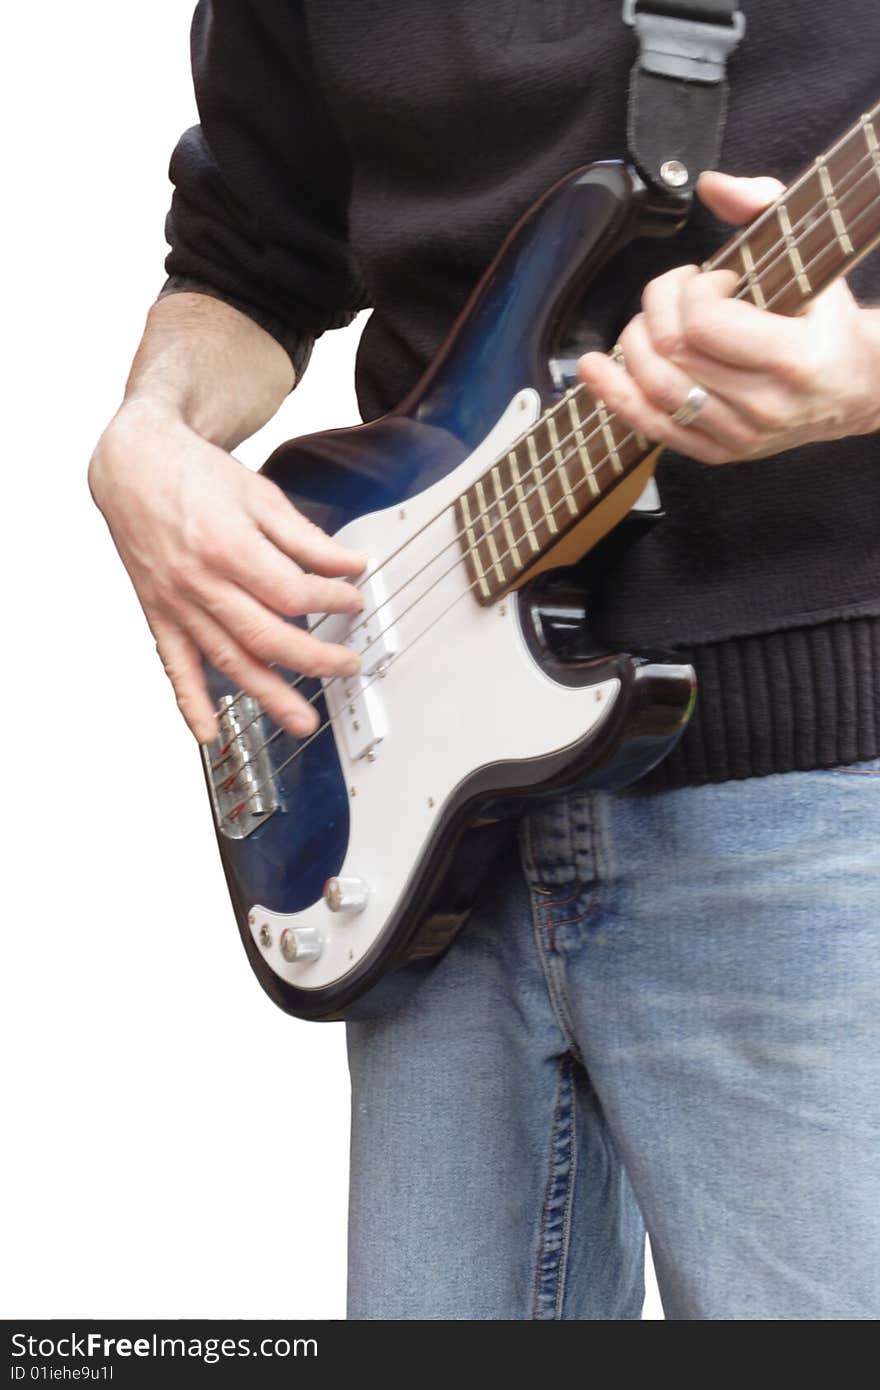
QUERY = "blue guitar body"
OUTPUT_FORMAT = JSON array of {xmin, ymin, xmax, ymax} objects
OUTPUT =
[{"xmin": 201, "ymin": 161, "xmax": 697, "ymax": 1019}]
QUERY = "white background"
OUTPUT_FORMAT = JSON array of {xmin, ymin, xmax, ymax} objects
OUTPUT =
[{"xmin": 1, "ymin": 3, "xmax": 661, "ymax": 1319}]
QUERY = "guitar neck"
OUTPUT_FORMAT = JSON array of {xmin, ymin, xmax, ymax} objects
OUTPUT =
[
  {"xmin": 707, "ymin": 103, "xmax": 880, "ymax": 309},
  {"xmin": 458, "ymin": 100, "xmax": 880, "ymax": 606}
]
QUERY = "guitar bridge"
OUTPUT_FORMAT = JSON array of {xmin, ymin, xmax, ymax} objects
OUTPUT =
[{"xmin": 203, "ymin": 693, "xmax": 279, "ymax": 840}]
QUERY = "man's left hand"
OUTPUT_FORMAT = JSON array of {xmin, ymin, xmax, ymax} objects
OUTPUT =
[{"xmin": 578, "ymin": 171, "xmax": 880, "ymax": 466}]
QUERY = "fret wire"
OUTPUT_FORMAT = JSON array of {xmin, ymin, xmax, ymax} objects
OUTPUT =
[
  {"xmin": 738, "ymin": 238, "xmax": 767, "ymax": 306},
  {"xmin": 756, "ymin": 152, "xmax": 879, "ymax": 312},
  {"xmin": 776, "ymin": 202, "xmax": 812, "ymax": 296},
  {"xmin": 458, "ymin": 115, "xmax": 880, "ymax": 599},
  {"xmin": 243, "ymin": 159, "xmax": 880, "ymax": 785},
  {"xmin": 762, "ymin": 189, "xmax": 880, "ymax": 312},
  {"xmin": 547, "ymin": 413, "xmax": 578, "ymax": 517},
  {"xmin": 457, "ymin": 492, "xmax": 491, "ymax": 599},
  {"xmin": 526, "ymin": 430, "xmax": 558, "ymax": 534},
  {"xmin": 483, "ymin": 133, "xmax": 880, "ymax": 523},
  {"xmin": 864, "ymin": 114, "xmax": 880, "ymax": 187},
  {"xmin": 705, "ymin": 101, "xmax": 880, "ymax": 277},
  {"xmin": 817, "ymin": 158, "xmax": 854, "ymax": 255},
  {"xmin": 544, "ymin": 153, "xmax": 873, "ymax": 483},
  {"xmin": 731, "ymin": 142, "xmax": 879, "ymax": 314},
  {"xmin": 474, "ymin": 476, "xmax": 506, "ymax": 586},
  {"xmin": 491, "ymin": 461, "xmax": 521, "ymax": 569},
  {"xmin": 715, "ymin": 146, "xmax": 864, "ymax": 300},
  {"xmin": 254, "ymin": 247, "xmax": 878, "ymax": 792},
  {"xmin": 595, "ymin": 397, "xmax": 624, "ymax": 474},
  {"xmin": 508, "ymin": 448, "xmax": 540, "ymax": 554},
  {"xmin": 566, "ymin": 394, "xmax": 600, "ymax": 495},
  {"xmin": 712, "ymin": 141, "xmax": 864, "ymax": 291},
  {"xmin": 474, "ymin": 211, "xmax": 870, "ymax": 595},
  {"xmin": 779, "ymin": 166, "xmax": 843, "ymax": 299},
  {"xmin": 225, "ymin": 120, "xmax": 880, "ymax": 776}
]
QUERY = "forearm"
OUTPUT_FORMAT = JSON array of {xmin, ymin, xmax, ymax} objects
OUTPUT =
[{"xmin": 119, "ymin": 290, "xmax": 295, "ymax": 451}]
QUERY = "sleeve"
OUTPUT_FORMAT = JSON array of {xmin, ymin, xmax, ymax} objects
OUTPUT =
[{"xmin": 161, "ymin": 0, "xmax": 369, "ymax": 380}]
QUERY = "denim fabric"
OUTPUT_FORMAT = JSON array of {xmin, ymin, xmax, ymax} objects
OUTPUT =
[{"xmin": 346, "ymin": 757, "xmax": 880, "ymax": 1319}]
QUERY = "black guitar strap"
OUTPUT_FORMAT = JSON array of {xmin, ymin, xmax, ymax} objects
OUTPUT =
[{"xmin": 623, "ymin": 0, "xmax": 746, "ymax": 201}]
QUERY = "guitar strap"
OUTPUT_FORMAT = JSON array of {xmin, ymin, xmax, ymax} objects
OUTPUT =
[{"xmin": 623, "ymin": 0, "xmax": 746, "ymax": 201}]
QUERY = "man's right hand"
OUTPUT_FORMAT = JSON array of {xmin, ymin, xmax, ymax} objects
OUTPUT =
[{"xmin": 89, "ymin": 397, "xmax": 365, "ymax": 745}]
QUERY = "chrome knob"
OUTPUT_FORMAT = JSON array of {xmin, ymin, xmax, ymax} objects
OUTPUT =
[
  {"xmin": 323, "ymin": 876, "xmax": 369, "ymax": 914},
  {"xmin": 279, "ymin": 926, "xmax": 323, "ymax": 963}
]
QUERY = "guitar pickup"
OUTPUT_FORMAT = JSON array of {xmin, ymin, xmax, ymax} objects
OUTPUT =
[
  {"xmin": 329, "ymin": 674, "xmax": 388, "ymax": 762},
  {"xmin": 323, "ymin": 562, "xmax": 396, "ymax": 762},
  {"xmin": 345, "ymin": 564, "xmax": 398, "ymax": 675}
]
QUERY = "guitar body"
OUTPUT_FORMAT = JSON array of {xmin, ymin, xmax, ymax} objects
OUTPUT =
[{"xmin": 202, "ymin": 161, "xmax": 697, "ymax": 1019}]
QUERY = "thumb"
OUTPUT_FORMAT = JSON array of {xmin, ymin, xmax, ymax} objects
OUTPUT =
[{"xmin": 696, "ymin": 170, "xmax": 786, "ymax": 227}]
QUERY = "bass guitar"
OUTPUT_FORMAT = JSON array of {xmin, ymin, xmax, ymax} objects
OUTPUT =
[{"xmin": 201, "ymin": 100, "xmax": 880, "ymax": 1019}]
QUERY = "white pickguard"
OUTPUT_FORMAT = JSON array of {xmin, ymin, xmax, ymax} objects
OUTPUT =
[{"xmin": 249, "ymin": 391, "xmax": 622, "ymax": 990}]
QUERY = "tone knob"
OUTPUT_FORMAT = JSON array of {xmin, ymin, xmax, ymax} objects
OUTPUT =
[
  {"xmin": 279, "ymin": 926, "xmax": 323, "ymax": 963},
  {"xmin": 323, "ymin": 876, "xmax": 369, "ymax": 914}
]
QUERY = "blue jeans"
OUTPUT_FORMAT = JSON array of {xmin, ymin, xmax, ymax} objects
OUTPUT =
[{"xmin": 346, "ymin": 758, "xmax": 880, "ymax": 1319}]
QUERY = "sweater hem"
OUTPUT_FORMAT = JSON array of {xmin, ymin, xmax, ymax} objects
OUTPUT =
[{"xmin": 640, "ymin": 614, "xmax": 880, "ymax": 788}]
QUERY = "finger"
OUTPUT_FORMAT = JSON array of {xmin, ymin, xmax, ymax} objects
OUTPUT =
[
  {"xmin": 190, "ymin": 578, "xmax": 361, "ymax": 681},
  {"xmin": 674, "ymin": 273, "xmax": 806, "ymax": 372},
  {"xmin": 254, "ymin": 479, "xmax": 367, "ymax": 577},
  {"xmin": 619, "ymin": 316, "xmax": 759, "ymax": 455},
  {"xmin": 179, "ymin": 605, "xmax": 328, "ymax": 738},
  {"xmin": 205, "ymin": 525, "xmax": 364, "ymax": 619},
  {"xmin": 641, "ymin": 264, "xmax": 700, "ymax": 358},
  {"xmin": 150, "ymin": 613, "xmax": 218, "ymax": 743},
  {"xmin": 651, "ymin": 348, "xmax": 798, "ymax": 433},
  {"xmin": 577, "ymin": 352, "xmax": 733, "ymax": 465},
  {"xmin": 696, "ymin": 171, "xmax": 786, "ymax": 225}
]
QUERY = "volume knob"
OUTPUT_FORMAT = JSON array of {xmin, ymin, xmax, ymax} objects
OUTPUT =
[
  {"xmin": 323, "ymin": 876, "xmax": 369, "ymax": 914},
  {"xmin": 279, "ymin": 926, "xmax": 323, "ymax": 963}
]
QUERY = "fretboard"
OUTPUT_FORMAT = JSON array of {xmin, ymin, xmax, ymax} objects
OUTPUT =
[{"xmin": 457, "ymin": 100, "xmax": 880, "ymax": 605}]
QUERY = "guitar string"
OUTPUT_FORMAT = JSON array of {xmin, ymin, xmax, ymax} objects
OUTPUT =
[
  {"xmin": 210, "ymin": 134, "xmax": 878, "ymax": 748},
  {"xmin": 213, "ymin": 160, "xmax": 880, "ymax": 787},
  {"xmin": 701, "ymin": 108, "xmax": 880, "ymax": 279},
  {"xmin": 217, "ymin": 186, "xmax": 880, "ymax": 820},
  {"xmin": 210, "ymin": 131, "xmax": 878, "ymax": 738},
  {"xmin": 214, "ymin": 173, "xmax": 880, "ymax": 806},
  {"xmin": 211, "ymin": 141, "xmax": 877, "ymax": 747},
  {"xmin": 210, "ymin": 144, "xmax": 878, "ymax": 759},
  {"xmin": 212, "ymin": 162, "xmax": 880, "ymax": 792}
]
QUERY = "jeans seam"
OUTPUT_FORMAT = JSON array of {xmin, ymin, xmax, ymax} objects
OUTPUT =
[
  {"xmin": 518, "ymin": 819, "xmax": 592, "ymax": 1064},
  {"xmin": 544, "ymin": 899, "xmax": 599, "ymax": 930},
  {"xmin": 520, "ymin": 804, "xmax": 602, "ymax": 934},
  {"xmin": 525, "ymin": 883, "xmax": 583, "ymax": 1057},
  {"xmin": 531, "ymin": 1055, "xmax": 577, "ymax": 1320}
]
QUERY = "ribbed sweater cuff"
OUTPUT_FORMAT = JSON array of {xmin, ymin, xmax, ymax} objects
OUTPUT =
[
  {"xmin": 157, "ymin": 276, "xmax": 315, "ymax": 384},
  {"xmin": 643, "ymin": 615, "xmax": 880, "ymax": 788}
]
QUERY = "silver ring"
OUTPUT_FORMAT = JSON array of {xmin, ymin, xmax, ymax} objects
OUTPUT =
[{"xmin": 670, "ymin": 384, "xmax": 709, "ymax": 427}]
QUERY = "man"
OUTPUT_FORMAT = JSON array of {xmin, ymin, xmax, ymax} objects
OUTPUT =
[{"xmin": 89, "ymin": 2, "xmax": 880, "ymax": 1318}]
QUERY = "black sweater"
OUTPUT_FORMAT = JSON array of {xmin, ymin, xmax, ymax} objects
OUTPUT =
[{"xmin": 163, "ymin": 1, "xmax": 880, "ymax": 786}]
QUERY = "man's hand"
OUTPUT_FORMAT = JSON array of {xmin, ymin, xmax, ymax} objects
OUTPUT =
[
  {"xmin": 89, "ymin": 398, "xmax": 365, "ymax": 745},
  {"xmin": 578, "ymin": 171, "xmax": 880, "ymax": 466}
]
